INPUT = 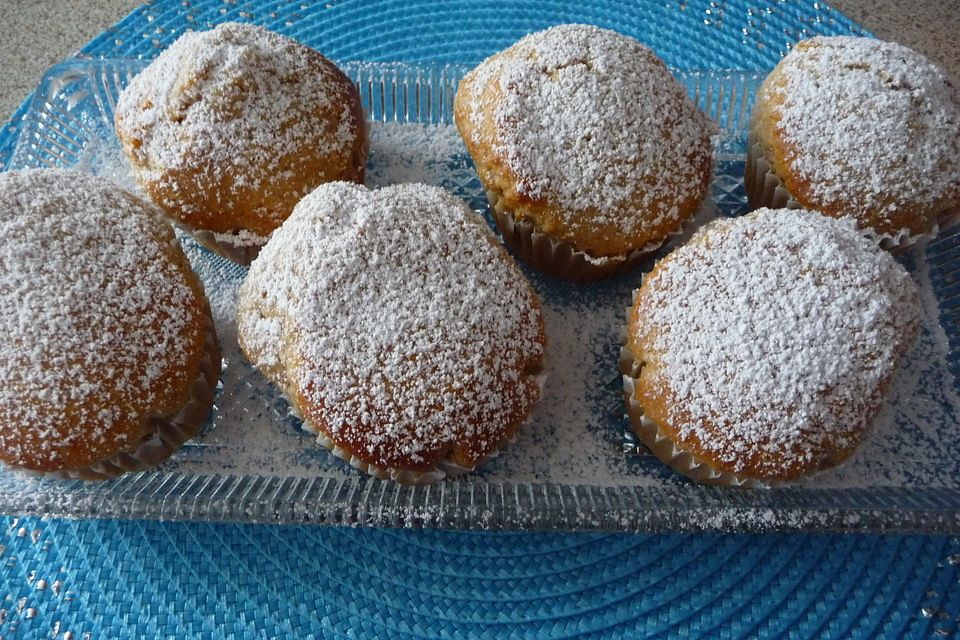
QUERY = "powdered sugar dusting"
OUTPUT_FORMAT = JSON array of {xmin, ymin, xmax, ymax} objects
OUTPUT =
[
  {"xmin": 772, "ymin": 36, "xmax": 960, "ymax": 219},
  {"xmin": 115, "ymin": 22, "xmax": 362, "ymax": 231},
  {"xmin": 8, "ymin": 61, "xmax": 960, "ymax": 529},
  {"xmin": 211, "ymin": 229, "xmax": 268, "ymax": 248},
  {"xmin": 237, "ymin": 182, "xmax": 545, "ymax": 470},
  {"xmin": 47, "ymin": 120, "xmax": 960, "ymax": 491},
  {"xmin": 632, "ymin": 208, "xmax": 920, "ymax": 477},
  {"xmin": 460, "ymin": 24, "xmax": 714, "ymax": 232},
  {"xmin": 365, "ymin": 123, "xmax": 469, "ymax": 188},
  {"xmin": 0, "ymin": 169, "xmax": 204, "ymax": 469}
]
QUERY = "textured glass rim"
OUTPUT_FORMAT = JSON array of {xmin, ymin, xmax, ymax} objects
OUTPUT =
[
  {"xmin": 3, "ymin": 472, "xmax": 960, "ymax": 533},
  {"xmin": 2, "ymin": 58, "xmax": 960, "ymax": 534}
]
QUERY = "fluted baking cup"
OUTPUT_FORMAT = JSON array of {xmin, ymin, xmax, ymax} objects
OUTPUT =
[{"xmin": 486, "ymin": 189, "xmax": 691, "ymax": 282}]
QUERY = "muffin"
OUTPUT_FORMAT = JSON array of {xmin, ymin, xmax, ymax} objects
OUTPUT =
[
  {"xmin": 621, "ymin": 208, "xmax": 919, "ymax": 486},
  {"xmin": 454, "ymin": 24, "xmax": 715, "ymax": 281},
  {"xmin": 747, "ymin": 36, "xmax": 960, "ymax": 248},
  {"xmin": 115, "ymin": 22, "xmax": 368, "ymax": 264},
  {"xmin": 237, "ymin": 182, "xmax": 546, "ymax": 484},
  {"xmin": 0, "ymin": 169, "xmax": 220, "ymax": 480}
]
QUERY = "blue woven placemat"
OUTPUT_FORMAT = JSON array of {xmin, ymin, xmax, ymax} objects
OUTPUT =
[
  {"xmin": 0, "ymin": 519, "xmax": 957, "ymax": 639},
  {"xmin": 1, "ymin": 1, "xmax": 958, "ymax": 638}
]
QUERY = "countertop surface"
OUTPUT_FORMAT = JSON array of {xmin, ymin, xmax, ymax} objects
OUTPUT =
[{"xmin": 0, "ymin": 0, "xmax": 957, "ymax": 121}]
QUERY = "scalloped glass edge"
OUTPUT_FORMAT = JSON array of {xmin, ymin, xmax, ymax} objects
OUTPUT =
[{"xmin": 3, "ymin": 58, "xmax": 960, "ymax": 534}]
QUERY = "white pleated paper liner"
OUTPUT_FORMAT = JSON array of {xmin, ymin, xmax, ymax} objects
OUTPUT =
[
  {"xmin": 486, "ymin": 188, "xmax": 693, "ymax": 282},
  {"xmin": 744, "ymin": 125, "xmax": 960, "ymax": 252},
  {"xmin": 12, "ymin": 304, "xmax": 221, "ymax": 481}
]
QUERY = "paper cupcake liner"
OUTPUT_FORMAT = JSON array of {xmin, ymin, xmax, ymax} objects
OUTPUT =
[
  {"xmin": 745, "ymin": 126, "xmax": 960, "ymax": 251},
  {"xmin": 291, "ymin": 372, "xmax": 547, "ymax": 485},
  {"xmin": 619, "ymin": 287, "xmax": 769, "ymax": 489},
  {"xmin": 355, "ymin": 119, "xmax": 371, "ymax": 184},
  {"xmin": 184, "ymin": 226, "xmax": 265, "ymax": 265},
  {"xmin": 14, "ymin": 304, "xmax": 221, "ymax": 481},
  {"xmin": 486, "ymin": 189, "xmax": 687, "ymax": 282}
]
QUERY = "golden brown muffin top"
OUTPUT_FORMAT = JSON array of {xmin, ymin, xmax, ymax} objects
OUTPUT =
[
  {"xmin": 455, "ymin": 24, "xmax": 714, "ymax": 257},
  {"xmin": 627, "ymin": 208, "xmax": 919, "ymax": 481},
  {"xmin": 115, "ymin": 22, "xmax": 366, "ymax": 238},
  {"xmin": 237, "ymin": 183, "xmax": 546, "ymax": 473},
  {"xmin": 754, "ymin": 36, "xmax": 960, "ymax": 240},
  {"xmin": 0, "ymin": 169, "xmax": 208, "ymax": 472}
]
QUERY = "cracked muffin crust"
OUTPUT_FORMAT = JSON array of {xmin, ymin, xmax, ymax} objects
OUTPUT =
[
  {"xmin": 115, "ymin": 22, "xmax": 368, "ymax": 263},
  {"xmin": 454, "ymin": 24, "xmax": 715, "ymax": 279}
]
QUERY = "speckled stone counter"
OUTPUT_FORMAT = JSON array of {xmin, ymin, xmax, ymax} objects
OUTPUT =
[
  {"xmin": 0, "ymin": 0, "xmax": 140, "ymax": 120},
  {"xmin": 0, "ymin": 0, "xmax": 956, "ymax": 122},
  {"xmin": 834, "ymin": 0, "xmax": 959, "ymax": 75}
]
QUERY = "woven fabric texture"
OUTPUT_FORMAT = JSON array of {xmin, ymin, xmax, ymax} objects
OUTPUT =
[
  {"xmin": 0, "ymin": 518, "xmax": 957, "ymax": 639},
  {"xmin": 0, "ymin": 1, "xmax": 957, "ymax": 638}
]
